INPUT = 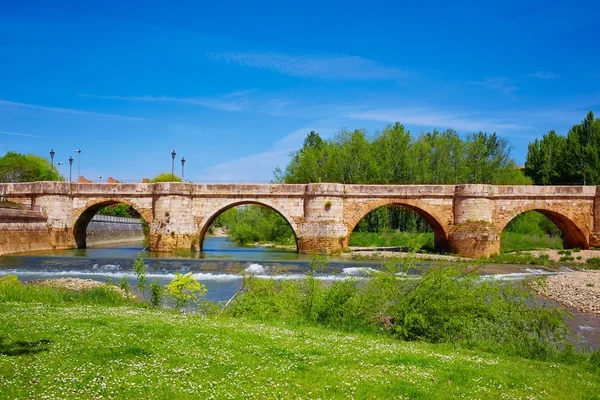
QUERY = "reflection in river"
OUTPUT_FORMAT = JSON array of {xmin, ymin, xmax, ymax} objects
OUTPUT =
[{"xmin": 1, "ymin": 237, "xmax": 598, "ymax": 350}]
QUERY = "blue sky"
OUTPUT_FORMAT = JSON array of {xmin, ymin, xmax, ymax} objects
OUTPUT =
[{"xmin": 1, "ymin": 0, "xmax": 599, "ymax": 182}]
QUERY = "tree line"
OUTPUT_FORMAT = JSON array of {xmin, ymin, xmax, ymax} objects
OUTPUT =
[{"xmin": 525, "ymin": 111, "xmax": 600, "ymax": 185}]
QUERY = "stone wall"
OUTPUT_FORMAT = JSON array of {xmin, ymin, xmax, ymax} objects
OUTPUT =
[
  {"xmin": 86, "ymin": 215, "xmax": 144, "ymax": 247},
  {"xmin": 0, "ymin": 208, "xmax": 52, "ymax": 256}
]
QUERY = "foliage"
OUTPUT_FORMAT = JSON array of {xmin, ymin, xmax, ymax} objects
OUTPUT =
[
  {"xmin": 0, "ymin": 151, "xmax": 64, "ymax": 182},
  {"xmin": 149, "ymin": 173, "xmax": 182, "ymax": 183},
  {"xmin": 119, "ymin": 275, "xmax": 131, "ymax": 296},
  {"xmin": 133, "ymin": 254, "xmax": 147, "ymax": 297},
  {"xmin": 487, "ymin": 252, "xmax": 551, "ymax": 265},
  {"xmin": 149, "ymin": 280, "xmax": 163, "ymax": 307},
  {"xmin": 501, "ymin": 232, "xmax": 563, "ymax": 253},
  {"xmin": 97, "ymin": 203, "xmax": 141, "ymax": 218},
  {"xmin": 276, "ymin": 126, "xmax": 529, "ymax": 185},
  {"xmin": 349, "ymin": 231, "xmax": 435, "ymax": 250},
  {"xmin": 586, "ymin": 257, "xmax": 600, "ymax": 270},
  {"xmin": 164, "ymin": 272, "xmax": 207, "ymax": 309},
  {"xmin": 212, "ymin": 205, "xmax": 295, "ymax": 246},
  {"xmin": 525, "ymin": 111, "xmax": 600, "ymax": 185},
  {"xmin": 227, "ymin": 257, "xmax": 573, "ymax": 360}
]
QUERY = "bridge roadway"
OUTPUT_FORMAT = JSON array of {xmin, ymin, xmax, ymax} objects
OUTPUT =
[{"xmin": 1, "ymin": 182, "xmax": 599, "ymax": 258}]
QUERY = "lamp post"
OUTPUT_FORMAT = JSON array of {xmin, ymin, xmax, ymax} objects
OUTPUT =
[
  {"xmin": 68, "ymin": 157, "xmax": 73, "ymax": 183},
  {"xmin": 57, "ymin": 162, "xmax": 63, "ymax": 180},
  {"xmin": 318, "ymin": 159, "xmax": 323, "ymax": 183},
  {"xmin": 181, "ymin": 157, "xmax": 185, "ymax": 181},
  {"xmin": 49, "ymin": 149, "xmax": 55, "ymax": 180},
  {"xmin": 74, "ymin": 150, "xmax": 81, "ymax": 183},
  {"xmin": 97, "ymin": 176, "xmax": 102, "ymax": 183},
  {"xmin": 171, "ymin": 150, "xmax": 176, "ymax": 181},
  {"xmin": 323, "ymin": 153, "xmax": 329, "ymax": 182}
]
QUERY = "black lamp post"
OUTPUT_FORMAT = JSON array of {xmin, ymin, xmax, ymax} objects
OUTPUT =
[
  {"xmin": 50, "ymin": 149, "xmax": 55, "ymax": 179},
  {"xmin": 181, "ymin": 157, "xmax": 186, "ymax": 181},
  {"xmin": 74, "ymin": 149, "xmax": 81, "ymax": 182},
  {"xmin": 171, "ymin": 150, "xmax": 176, "ymax": 181},
  {"xmin": 69, "ymin": 157, "xmax": 73, "ymax": 183},
  {"xmin": 323, "ymin": 153, "xmax": 329, "ymax": 182},
  {"xmin": 318, "ymin": 159, "xmax": 323, "ymax": 182}
]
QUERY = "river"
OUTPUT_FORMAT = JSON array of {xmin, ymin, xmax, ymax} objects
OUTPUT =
[{"xmin": 1, "ymin": 237, "xmax": 598, "ymax": 350}]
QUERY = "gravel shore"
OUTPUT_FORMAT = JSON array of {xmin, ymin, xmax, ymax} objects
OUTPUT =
[{"xmin": 532, "ymin": 271, "xmax": 600, "ymax": 315}]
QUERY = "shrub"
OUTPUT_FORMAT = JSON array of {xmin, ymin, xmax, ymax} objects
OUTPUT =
[
  {"xmin": 164, "ymin": 273, "xmax": 207, "ymax": 309},
  {"xmin": 119, "ymin": 275, "xmax": 131, "ymax": 296},
  {"xmin": 227, "ymin": 260, "xmax": 572, "ymax": 360},
  {"xmin": 173, "ymin": 248, "xmax": 193, "ymax": 257},
  {"xmin": 150, "ymin": 173, "xmax": 182, "ymax": 183},
  {"xmin": 149, "ymin": 280, "xmax": 163, "ymax": 307},
  {"xmin": 586, "ymin": 257, "xmax": 600, "ymax": 270},
  {"xmin": 133, "ymin": 254, "xmax": 147, "ymax": 298}
]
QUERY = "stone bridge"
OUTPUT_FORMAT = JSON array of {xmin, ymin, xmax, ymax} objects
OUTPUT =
[{"xmin": 1, "ymin": 182, "xmax": 599, "ymax": 258}]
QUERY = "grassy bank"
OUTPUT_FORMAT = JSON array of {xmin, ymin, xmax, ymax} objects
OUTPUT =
[
  {"xmin": 1, "ymin": 301, "xmax": 599, "ymax": 399},
  {"xmin": 349, "ymin": 231, "xmax": 435, "ymax": 250},
  {"xmin": 501, "ymin": 232, "xmax": 563, "ymax": 253}
]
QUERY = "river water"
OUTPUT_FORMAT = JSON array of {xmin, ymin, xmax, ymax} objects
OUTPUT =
[{"xmin": 1, "ymin": 237, "xmax": 598, "ymax": 350}]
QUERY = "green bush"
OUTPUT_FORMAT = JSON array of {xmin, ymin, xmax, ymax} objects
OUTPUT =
[
  {"xmin": 227, "ymin": 260, "xmax": 571, "ymax": 360},
  {"xmin": 150, "ymin": 173, "xmax": 182, "ymax": 183},
  {"xmin": 149, "ymin": 280, "xmax": 163, "ymax": 307},
  {"xmin": 164, "ymin": 273, "xmax": 207, "ymax": 309},
  {"xmin": 586, "ymin": 257, "xmax": 600, "ymax": 270}
]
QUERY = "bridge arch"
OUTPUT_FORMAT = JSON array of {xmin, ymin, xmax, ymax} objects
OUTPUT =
[
  {"xmin": 497, "ymin": 207, "xmax": 588, "ymax": 249},
  {"xmin": 72, "ymin": 198, "xmax": 152, "ymax": 249},
  {"xmin": 197, "ymin": 199, "xmax": 300, "ymax": 252},
  {"xmin": 344, "ymin": 199, "xmax": 451, "ymax": 251}
]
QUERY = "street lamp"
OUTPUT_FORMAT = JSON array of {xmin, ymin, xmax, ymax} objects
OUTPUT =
[
  {"xmin": 181, "ymin": 157, "xmax": 186, "ymax": 181},
  {"xmin": 323, "ymin": 153, "xmax": 329, "ymax": 182},
  {"xmin": 49, "ymin": 149, "xmax": 55, "ymax": 179},
  {"xmin": 69, "ymin": 157, "xmax": 73, "ymax": 183},
  {"xmin": 97, "ymin": 176, "xmax": 102, "ymax": 183},
  {"xmin": 74, "ymin": 150, "xmax": 81, "ymax": 183},
  {"xmin": 171, "ymin": 150, "xmax": 176, "ymax": 181},
  {"xmin": 318, "ymin": 159, "xmax": 323, "ymax": 183},
  {"xmin": 57, "ymin": 162, "xmax": 63, "ymax": 180}
]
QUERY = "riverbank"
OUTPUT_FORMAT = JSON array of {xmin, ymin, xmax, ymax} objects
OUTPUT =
[
  {"xmin": 532, "ymin": 270, "xmax": 600, "ymax": 315},
  {"xmin": 1, "ymin": 299, "xmax": 599, "ymax": 399}
]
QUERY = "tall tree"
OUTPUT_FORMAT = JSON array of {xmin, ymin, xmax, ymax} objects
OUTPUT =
[{"xmin": 524, "ymin": 130, "xmax": 567, "ymax": 184}]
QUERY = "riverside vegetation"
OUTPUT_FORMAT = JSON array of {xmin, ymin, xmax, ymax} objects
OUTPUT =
[{"xmin": 1, "ymin": 255, "xmax": 599, "ymax": 398}]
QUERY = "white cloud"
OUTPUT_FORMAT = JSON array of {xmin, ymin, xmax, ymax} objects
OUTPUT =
[
  {"xmin": 346, "ymin": 107, "xmax": 533, "ymax": 133},
  {"xmin": 202, "ymin": 149, "xmax": 290, "ymax": 182},
  {"xmin": 0, "ymin": 99, "xmax": 153, "ymax": 122},
  {"xmin": 529, "ymin": 71, "xmax": 560, "ymax": 79},
  {"xmin": 209, "ymin": 51, "xmax": 410, "ymax": 81},
  {"xmin": 0, "ymin": 130, "xmax": 43, "ymax": 138},
  {"xmin": 79, "ymin": 90, "xmax": 253, "ymax": 112}
]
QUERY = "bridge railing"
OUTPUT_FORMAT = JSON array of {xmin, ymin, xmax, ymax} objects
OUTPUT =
[{"xmin": 90, "ymin": 214, "xmax": 142, "ymax": 224}]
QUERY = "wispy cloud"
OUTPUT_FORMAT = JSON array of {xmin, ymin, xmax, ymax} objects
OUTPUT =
[
  {"xmin": 0, "ymin": 100, "xmax": 153, "ymax": 122},
  {"xmin": 0, "ymin": 130, "xmax": 43, "ymax": 138},
  {"xmin": 529, "ymin": 71, "xmax": 560, "ymax": 79},
  {"xmin": 346, "ymin": 107, "xmax": 533, "ymax": 133},
  {"xmin": 470, "ymin": 77, "xmax": 519, "ymax": 96},
  {"xmin": 209, "ymin": 51, "xmax": 411, "ymax": 81},
  {"xmin": 79, "ymin": 90, "xmax": 253, "ymax": 112}
]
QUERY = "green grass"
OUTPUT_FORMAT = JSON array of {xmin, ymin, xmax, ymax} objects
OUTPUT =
[
  {"xmin": 349, "ymin": 231, "xmax": 435, "ymax": 250},
  {"xmin": 1, "ymin": 301, "xmax": 599, "ymax": 399},
  {"xmin": 501, "ymin": 232, "xmax": 563, "ymax": 253}
]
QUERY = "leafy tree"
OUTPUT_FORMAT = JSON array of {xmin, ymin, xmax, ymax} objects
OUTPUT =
[
  {"xmin": 524, "ymin": 130, "xmax": 567, "ymax": 184},
  {"xmin": 0, "ymin": 152, "xmax": 64, "ymax": 182},
  {"xmin": 149, "ymin": 173, "xmax": 183, "ymax": 183}
]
